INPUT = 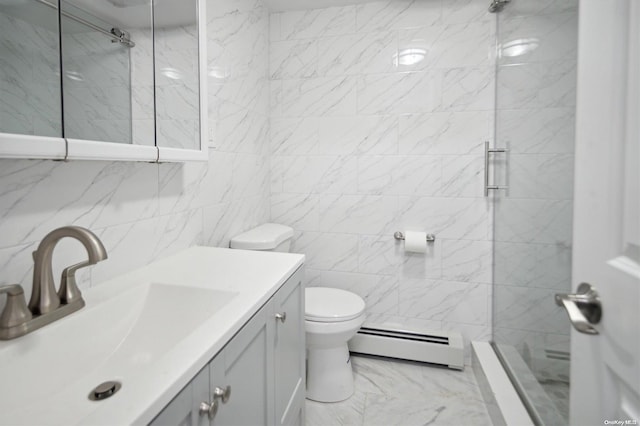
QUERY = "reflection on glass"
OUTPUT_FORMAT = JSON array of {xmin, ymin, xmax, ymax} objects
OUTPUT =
[
  {"xmin": 0, "ymin": 0, "xmax": 62, "ymax": 137},
  {"xmin": 492, "ymin": 1, "xmax": 578, "ymax": 424},
  {"xmin": 61, "ymin": 0, "xmax": 133, "ymax": 144},
  {"xmin": 208, "ymin": 66, "xmax": 229, "ymax": 81},
  {"xmin": 500, "ymin": 38, "xmax": 539, "ymax": 58},
  {"xmin": 154, "ymin": 0, "xmax": 200, "ymax": 151},
  {"xmin": 60, "ymin": 0, "xmax": 153, "ymax": 145},
  {"xmin": 394, "ymin": 48, "xmax": 427, "ymax": 67}
]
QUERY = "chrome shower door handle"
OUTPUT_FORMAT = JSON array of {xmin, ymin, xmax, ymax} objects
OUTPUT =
[
  {"xmin": 555, "ymin": 282, "xmax": 602, "ymax": 335},
  {"xmin": 484, "ymin": 141, "xmax": 509, "ymax": 196}
]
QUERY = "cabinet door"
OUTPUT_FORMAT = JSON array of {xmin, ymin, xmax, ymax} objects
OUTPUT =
[
  {"xmin": 274, "ymin": 267, "xmax": 305, "ymax": 426},
  {"xmin": 150, "ymin": 365, "xmax": 209, "ymax": 426},
  {"xmin": 210, "ymin": 302, "xmax": 275, "ymax": 426}
]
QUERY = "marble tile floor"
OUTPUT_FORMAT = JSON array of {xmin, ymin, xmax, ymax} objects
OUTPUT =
[
  {"xmin": 306, "ymin": 355, "xmax": 493, "ymax": 426},
  {"xmin": 540, "ymin": 379, "xmax": 570, "ymax": 421}
]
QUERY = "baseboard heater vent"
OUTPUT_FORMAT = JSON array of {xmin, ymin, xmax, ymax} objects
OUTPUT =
[{"xmin": 348, "ymin": 324, "xmax": 464, "ymax": 370}]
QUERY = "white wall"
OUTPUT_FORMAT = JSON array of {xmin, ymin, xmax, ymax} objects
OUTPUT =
[
  {"xmin": 0, "ymin": 0, "xmax": 270, "ymax": 304},
  {"xmin": 269, "ymin": 0, "xmax": 496, "ymax": 354}
]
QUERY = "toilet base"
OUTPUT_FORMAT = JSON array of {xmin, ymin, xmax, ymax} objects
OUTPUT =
[{"xmin": 306, "ymin": 344, "xmax": 355, "ymax": 402}]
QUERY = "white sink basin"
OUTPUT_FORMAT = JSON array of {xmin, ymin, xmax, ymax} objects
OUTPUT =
[
  {"xmin": 0, "ymin": 246, "xmax": 304, "ymax": 425},
  {"xmin": 0, "ymin": 282, "xmax": 237, "ymax": 417}
]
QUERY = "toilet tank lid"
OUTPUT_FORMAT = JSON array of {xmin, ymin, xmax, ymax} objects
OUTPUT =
[{"xmin": 230, "ymin": 223, "xmax": 294, "ymax": 250}]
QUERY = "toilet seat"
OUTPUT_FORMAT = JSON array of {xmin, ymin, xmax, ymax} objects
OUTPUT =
[{"xmin": 305, "ymin": 287, "xmax": 365, "ymax": 323}]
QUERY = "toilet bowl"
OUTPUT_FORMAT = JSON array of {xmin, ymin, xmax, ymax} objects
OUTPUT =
[
  {"xmin": 229, "ymin": 224, "xmax": 367, "ymax": 403},
  {"xmin": 305, "ymin": 287, "xmax": 365, "ymax": 402}
]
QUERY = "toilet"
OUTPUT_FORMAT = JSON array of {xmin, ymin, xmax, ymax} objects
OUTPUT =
[
  {"xmin": 230, "ymin": 223, "xmax": 366, "ymax": 403},
  {"xmin": 304, "ymin": 286, "xmax": 365, "ymax": 402}
]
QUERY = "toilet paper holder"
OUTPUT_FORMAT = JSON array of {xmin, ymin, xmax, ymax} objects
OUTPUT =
[{"xmin": 393, "ymin": 231, "xmax": 436, "ymax": 242}]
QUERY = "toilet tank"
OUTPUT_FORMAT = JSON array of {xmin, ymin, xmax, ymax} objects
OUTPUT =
[{"xmin": 229, "ymin": 223, "xmax": 294, "ymax": 252}]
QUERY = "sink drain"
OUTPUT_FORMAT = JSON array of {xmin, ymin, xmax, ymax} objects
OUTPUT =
[{"xmin": 88, "ymin": 381, "xmax": 122, "ymax": 401}]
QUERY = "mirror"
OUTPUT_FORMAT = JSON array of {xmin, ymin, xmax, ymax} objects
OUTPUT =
[
  {"xmin": 0, "ymin": 0, "xmax": 205, "ymax": 161},
  {"xmin": 153, "ymin": 0, "xmax": 200, "ymax": 151},
  {"xmin": 0, "ymin": 0, "xmax": 62, "ymax": 138},
  {"xmin": 60, "ymin": 0, "xmax": 154, "ymax": 145}
]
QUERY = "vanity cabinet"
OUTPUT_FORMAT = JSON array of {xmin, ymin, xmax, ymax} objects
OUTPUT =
[
  {"xmin": 209, "ymin": 301, "xmax": 273, "ymax": 425},
  {"xmin": 149, "ymin": 367, "xmax": 209, "ymax": 426},
  {"xmin": 273, "ymin": 274, "xmax": 305, "ymax": 426},
  {"xmin": 150, "ymin": 266, "xmax": 305, "ymax": 426}
]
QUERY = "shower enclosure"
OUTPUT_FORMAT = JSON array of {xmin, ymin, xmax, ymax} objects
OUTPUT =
[{"xmin": 490, "ymin": 0, "xmax": 579, "ymax": 424}]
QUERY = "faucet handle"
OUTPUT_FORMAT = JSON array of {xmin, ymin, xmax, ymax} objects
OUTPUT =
[
  {"xmin": 0, "ymin": 284, "xmax": 33, "ymax": 329},
  {"xmin": 58, "ymin": 261, "xmax": 90, "ymax": 305}
]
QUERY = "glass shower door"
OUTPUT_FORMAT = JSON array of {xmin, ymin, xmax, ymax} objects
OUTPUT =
[{"xmin": 491, "ymin": 0, "xmax": 579, "ymax": 424}]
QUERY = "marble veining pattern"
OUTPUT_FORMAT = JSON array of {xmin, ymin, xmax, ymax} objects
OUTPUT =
[
  {"xmin": 355, "ymin": 1, "xmax": 442, "ymax": 33},
  {"xmin": 0, "ymin": 0, "xmax": 271, "ymax": 307},
  {"xmin": 494, "ymin": 343, "xmax": 567, "ymax": 425},
  {"xmin": 492, "ymin": 41, "xmax": 576, "ymax": 421},
  {"xmin": 62, "ymin": 29, "xmax": 132, "ymax": 144},
  {"xmin": 492, "ymin": 0, "xmax": 577, "ymax": 401},
  {"xmin": 0, "ymin": 7, "xmax": 579, "ymax": 421},
  {"xmin": 317, "ymin": 31, "xmax": 397, "ymax": 77},
  {"xmin": 0, "ymin": 11, "xmax": 61, "ymax": 137},
  {"xmin": 398, "ymin": 111, "xmax": 491, "ymax": 155},
  {"xmin": 306, "ymin": 356, "xmax": 492, "ymax": 426},
  {"xmin": 270, "ymin": 0, "xmax": 497, "ymax": 360}
]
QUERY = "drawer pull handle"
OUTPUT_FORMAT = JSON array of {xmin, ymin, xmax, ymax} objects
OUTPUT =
[
  {"xmin": 199, "ymin": 400, "xmax": 218, "ymax": 420},
  {"xmin": 275, "ymin": 312, "xmax": 287, "ymax": 323},
  {"xmin": 213, "ymin": 385, "xmax": 231, "ymax": 403},
  {"xmin": 199, "ymin": 386, "xmax": 230, "ymax": 420}
]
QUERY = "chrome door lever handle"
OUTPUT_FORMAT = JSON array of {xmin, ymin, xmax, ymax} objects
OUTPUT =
[{"xmin": 555, "ymin": 282, "xmax": 602, "ymax": 335}]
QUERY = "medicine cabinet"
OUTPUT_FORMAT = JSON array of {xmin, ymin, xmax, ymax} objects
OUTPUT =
[{"xmin": 0, "ymin": 0, "xmax": 207, "ymax": 162}]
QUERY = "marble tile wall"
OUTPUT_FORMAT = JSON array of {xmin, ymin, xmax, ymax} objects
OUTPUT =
[
  {"xmin": 492, "ymin": 0, "xmax": 578, "ymax": 381},
  {"xmin": 0, "ymin": 0, "xmax": 578, "ymax": 374},
  {"xmin": 269, "ymin": 0, "xmax": 497, "ymax": 359},
  {"xmin": 0, "ymin": 0, "xmax": 270, "ymax": 305},
  {"xmin": 0, "ymin": 8, "xmax": 61, "ymax": 137}
]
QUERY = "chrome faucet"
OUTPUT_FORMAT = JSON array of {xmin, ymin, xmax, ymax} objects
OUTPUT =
[
  {"xmin": 29, "ymin": 226, "xmax": 107, "ymax": 314},
  {"xmin": 0, "ymin": 226, "xmax": 108, "ymax": 340}
]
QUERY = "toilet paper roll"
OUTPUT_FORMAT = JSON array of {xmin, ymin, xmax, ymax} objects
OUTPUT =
[{"xmin": 404, "ymin": 231, "xmax": 427, "ymax": 254}]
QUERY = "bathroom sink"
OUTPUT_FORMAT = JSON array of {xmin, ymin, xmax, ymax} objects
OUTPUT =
[{"xmin": 0, "ymin": 282, "xmax": 237, "ymax": 417}]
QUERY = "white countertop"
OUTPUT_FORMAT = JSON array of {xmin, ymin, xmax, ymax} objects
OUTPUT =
[{"xmin": 0, "ymin": 246, "xmax": 304, "ymax": 425}]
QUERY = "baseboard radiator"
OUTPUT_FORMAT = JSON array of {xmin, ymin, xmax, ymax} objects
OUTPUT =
[{"xmin": 348, "ymin": 324, "xmax": 465, "ymax": 370}]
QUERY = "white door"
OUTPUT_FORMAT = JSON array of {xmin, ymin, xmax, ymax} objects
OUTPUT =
[{"xmin": 569, "ymin": 0, "xmax": 640, "ymax": 425}]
